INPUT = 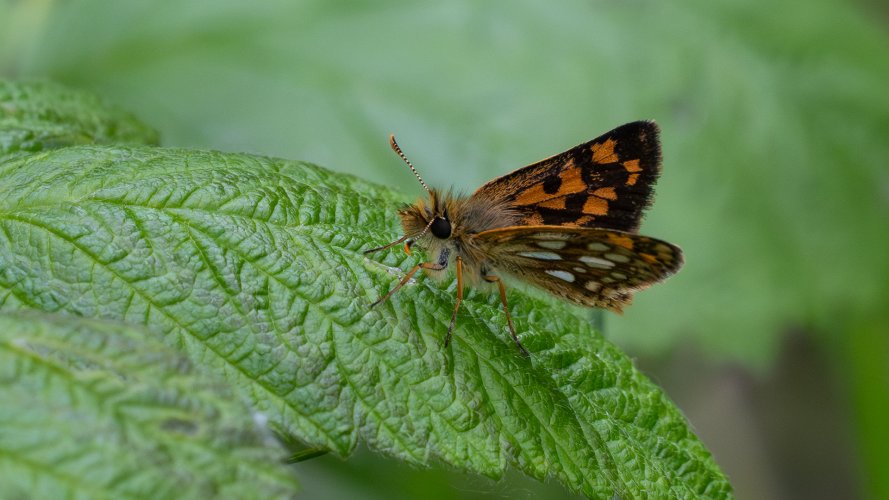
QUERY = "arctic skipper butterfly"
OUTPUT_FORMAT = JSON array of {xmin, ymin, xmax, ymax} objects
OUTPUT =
[{"xmin": 365, "ymin": 121, "xmax": 683, "ymax": 356}]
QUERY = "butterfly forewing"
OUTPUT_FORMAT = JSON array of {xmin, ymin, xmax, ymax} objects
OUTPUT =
[
  {"xmin": 475, "ymin": 226, "xmax": 683, "ymax": 311},
  {"xmin": 471, "ymin": 121, "xmax": 661, "ymax": 232}
]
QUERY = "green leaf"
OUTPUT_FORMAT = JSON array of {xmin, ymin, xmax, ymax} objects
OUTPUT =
[
  {"xmin": 0, "ymin": 312, "xmax": 299, "ymax": 499},
  {"xmin": 0, "ymin": 80, "xmax": 159, "ymax": 156},
  {"xmin": 0, "ymin": 140, "xmax": 731, "ymax": 497}
]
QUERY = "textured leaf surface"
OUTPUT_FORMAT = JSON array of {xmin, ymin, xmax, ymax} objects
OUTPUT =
[
  {"xmin": 0, "ymin": 141, "xmax": 731, "ymax": 498},
  {"xmin": 0, "ymin": 80, "xmax": 159, "ymax": 156},
  {"xmin": 0, "ymin": 312, "xmax": 298, "ymax": 499}
]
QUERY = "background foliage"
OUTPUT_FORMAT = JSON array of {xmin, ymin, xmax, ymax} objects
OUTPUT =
[{"xmin": 2, "ymin": 0, "xmax": 887, "ymax": 498}]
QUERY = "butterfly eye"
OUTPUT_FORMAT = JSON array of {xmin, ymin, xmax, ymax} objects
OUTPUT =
[{"xmin": 430, "ymin": 217, "xmax": 452, "ymax": 239}]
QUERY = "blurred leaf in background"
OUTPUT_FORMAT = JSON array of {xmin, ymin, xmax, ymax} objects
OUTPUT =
[{"xmin": 2, "ymin": 0, "xmax": 887, "ymax": 498}]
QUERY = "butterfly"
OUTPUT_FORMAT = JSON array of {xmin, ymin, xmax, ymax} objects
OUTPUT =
[{"xmin": 364, "ymin": 121, "xmax": 683, "ymax": 356}]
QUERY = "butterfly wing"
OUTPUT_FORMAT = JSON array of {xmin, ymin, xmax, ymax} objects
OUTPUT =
[
  {"xmin": 475, "ymin": 225, "xmax": 683, "ymax": 312},
  {"xmin": 472, "ymin": 121, "xmax": 661, "ymax": 232}
]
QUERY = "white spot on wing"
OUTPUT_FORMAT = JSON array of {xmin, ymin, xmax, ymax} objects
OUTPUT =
[
  {"xmin": 518, "ymin": 251, "xmax": 562, "ymax": 260},
  {"xmin": 579, "ymin": 256, "xmax": 614, "ymax": 269},
  {"xmin": 587, "ymin": 242, "xmax": 609, "ymax": 251},
  {"xmin": 546, "ymin": 270, "xmax": 575, "ymax": 282},
  {"xmin": 573, "ymin": 266, "xmax": 586, "ymax": 274},
  {"xmin": 536, "ymin": 240, "xmax": 567, "ymax": 250},
  {"xmin": 605, "ymin": 252, "xmax": 630, "ymax": 263},
  {"xmin": 585, "ymin": 281, "xmax": 602, "ymax": 292},
  {"xmin": 611, "ymin": 272, "xmax": 627, "ymax": 280}
]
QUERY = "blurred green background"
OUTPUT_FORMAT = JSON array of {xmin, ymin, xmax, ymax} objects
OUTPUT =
[{"xmin": 2, "ymin": 0, "xmax": 887, "ymax": 498}]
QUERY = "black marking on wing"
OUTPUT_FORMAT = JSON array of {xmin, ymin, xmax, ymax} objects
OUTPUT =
[{"xmin": 471, "ymin": 121, "xmax": 662, "ymax": 232}]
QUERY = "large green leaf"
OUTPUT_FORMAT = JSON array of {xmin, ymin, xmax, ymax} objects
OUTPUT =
[
  {"xmin": 0, "ymin": 81, "xmax": 732, "ymax": 498},
  {"xmin": 0, "ymin": 312, "xmax": 298, "ymax": 499}
]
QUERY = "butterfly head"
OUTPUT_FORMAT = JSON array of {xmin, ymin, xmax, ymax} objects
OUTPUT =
[
  {"xmin": 365, "ymin": 135, "xmax": 460, "ymax": 257},
  {"xmin": 398, "ymin": 189, "xmax": 453, "ymax": 242},
  {"xmin": 388, "ymin": 133, "xmax": 457, "ymax": 244}
]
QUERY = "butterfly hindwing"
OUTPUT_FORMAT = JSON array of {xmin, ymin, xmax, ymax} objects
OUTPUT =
[
  {"xmin": 471, "ymin": 121, "xmax": 661, "ymax": 232},
  {"xmin": 475, "ymin": 225, "xmax": 683, "ymax": 312}
]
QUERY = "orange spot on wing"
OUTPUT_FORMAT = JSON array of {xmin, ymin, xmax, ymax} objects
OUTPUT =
[
  {"xmin": 640, "ymin": 253, "xmax": 658, "ymax": 264},
  {"xmin": 575, "ymin": 215, "xmax": 595, "ymax": 225},
  {"xmin": 537, "ymin": 198, "xmax": 566, "ymax": 209},
  {"xmin": 583, "ymin": 196, "xmax": 608, "ymax": 215},
  {"xmin": 607, "ymin": 233, "xmax": 635, "ymax": 249},
  {"xmin": 513, "ymin": 184, "xmax": 548, "ymax": 206},
  {"xmin": 591, "ymin": 138, "xmax": 618, "ymax": 163},
  {"xmin": 626, "ymin": 173, "xmax": 640, "ymax": 186},
  {"xmin": 558, "ymin": 166, "xmax": 586, "ymax": 194},
  {"xmin": 592, "ymin": 187, "xmax": 617, "ymax": 200},
  {"xmin": 623, "ymin": 159, "xmax": 642, "ymax": 172},
  {"xmin": 513, "ymin": 166, "xmax": 586, "ymax": 206}
]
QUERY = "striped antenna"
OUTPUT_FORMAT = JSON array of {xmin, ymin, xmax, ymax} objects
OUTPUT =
[
  {"xmin": 389, "ymin": 134, "xmax": 430, "ymax": 194},
  {"xmin": 362, "ymin": 216, "xmax": 435, "ymax": 255}
]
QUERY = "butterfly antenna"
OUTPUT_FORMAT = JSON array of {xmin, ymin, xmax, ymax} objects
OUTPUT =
[
  {"xmin": 390, "ymin": 134, "xmax": 430, "ymax": 194},
  {"xmin": 415, "ymin": 216, "xmax": 435, "ymax": 238},
  {"xmin": 363, "ymin": 217, "xmax": 435, "ymax": 255}
]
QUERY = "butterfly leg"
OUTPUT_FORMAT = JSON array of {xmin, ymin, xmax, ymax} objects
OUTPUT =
[
  {"xmin": 444, "ymin": 256, "xmax": 464, "ymax": 347},
  {"xmin": 371, "ymin": 260, "xmax": 446, "ymax": 307},
  {"xmin": 483, "ymin": 275, "xmax": 530, "ymax": 357}
]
